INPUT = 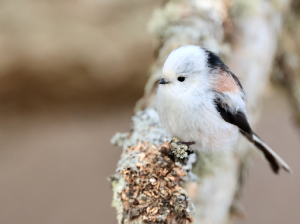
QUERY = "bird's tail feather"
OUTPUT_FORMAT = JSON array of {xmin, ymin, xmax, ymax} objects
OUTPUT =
[{"xmin": 241, "ymin": 131, "xmax": 291, "ymax": 174}]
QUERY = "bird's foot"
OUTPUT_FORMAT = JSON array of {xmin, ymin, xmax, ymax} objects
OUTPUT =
[{"xmin": 169, "ymin": 137, "xmax": 195, "ymax": 159}]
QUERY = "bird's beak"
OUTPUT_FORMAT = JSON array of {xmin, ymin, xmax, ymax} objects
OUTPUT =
[{"xmin": 159, "ymin": 78, "xmax": 169, "ymax": 85}]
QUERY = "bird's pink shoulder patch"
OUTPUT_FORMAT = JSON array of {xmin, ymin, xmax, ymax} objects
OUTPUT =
[{"xmin": 213, "ymin": 71, "xmax": 241, "ymax": 94}]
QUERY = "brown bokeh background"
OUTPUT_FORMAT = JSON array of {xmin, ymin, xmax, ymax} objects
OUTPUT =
[{"xmin": 0, "ymin": 1, "xmax": 299, "ymax": 224}]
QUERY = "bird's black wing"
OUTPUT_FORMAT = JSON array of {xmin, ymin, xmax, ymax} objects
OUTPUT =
[
  {"xmin": 214, "ymin": 96, "xmax": 281, "ymax": 173},
  {"xmin": 214, "ymin": 96, "xmax": 252, "ymax": 135}
]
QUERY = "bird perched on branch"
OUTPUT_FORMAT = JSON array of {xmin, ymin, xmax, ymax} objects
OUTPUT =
[{"xmin": 156, "ymin": 45, "xmax": 291, "ymax": 174}]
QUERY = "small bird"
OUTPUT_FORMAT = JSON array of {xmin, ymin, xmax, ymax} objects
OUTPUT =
[{"xmin": 156, "ymin": 45, "xmax": 291, "ymax": 173}]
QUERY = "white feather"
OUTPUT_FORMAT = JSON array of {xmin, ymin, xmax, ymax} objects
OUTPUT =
[{"xmin": 253, "ymin": 134, "xmax": 292, "ymax": 172}]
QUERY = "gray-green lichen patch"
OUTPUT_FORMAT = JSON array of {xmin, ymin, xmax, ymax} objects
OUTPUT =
[
  {"xmin": 148, "ymin": 2, "xmax": 183, "ymax": 37},
  {"xmin": 169, "ymin": 137, "xmax": 189, "ymax": 159},
  {"xmin": 111, "ymin": 132, "xmax": 130, "ymax": 147},
  {"xmin": 111, "ymin": 109, "xmax": 170, "ymax": 153},
  {"xmin": 111, "ymin": 177, "xmax": 126, "ymax": 224}
]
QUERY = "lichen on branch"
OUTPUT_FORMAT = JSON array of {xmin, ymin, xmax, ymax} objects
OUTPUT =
[
  {"xmin": 118, "ymin": 142, "xmax": 194, "ymax": 223},
  {"xmin": 110, "ymin": 109, "xmax": 196, "ymax": 224}
]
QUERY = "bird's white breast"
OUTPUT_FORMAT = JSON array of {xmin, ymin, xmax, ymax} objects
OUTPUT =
[{"xmin": 156, "ymin": 85, "xmax": 239, "ymax": 152}]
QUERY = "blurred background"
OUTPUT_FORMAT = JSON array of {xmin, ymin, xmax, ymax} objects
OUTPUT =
[{"xmin": 0, "ymin": 0, "xmax": 299, "ymax": 224}]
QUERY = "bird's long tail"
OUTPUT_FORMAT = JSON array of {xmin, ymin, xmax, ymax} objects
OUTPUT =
[{"xmin": 241, "ymin": 131, "xmax": 291, "ymax": 174}]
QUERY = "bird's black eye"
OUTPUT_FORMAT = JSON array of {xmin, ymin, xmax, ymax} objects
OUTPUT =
[{"xmin": 177, "ymin": 76, "xmax": 185, "ymax": 82}]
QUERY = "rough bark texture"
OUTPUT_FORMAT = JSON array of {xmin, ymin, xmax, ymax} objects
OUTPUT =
[{"xmin": 110, "ymin": 0, "xmax": 291, "ymax": 223}]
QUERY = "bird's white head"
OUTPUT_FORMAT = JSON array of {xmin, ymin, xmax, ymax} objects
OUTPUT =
[{"xmin": 159, "ymin": 45, "xmax": 210, "ymax": 92}]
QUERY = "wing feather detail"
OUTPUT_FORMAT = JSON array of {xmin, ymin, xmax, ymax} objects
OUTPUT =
[{"xmin": 214, "ymin": 95, "xmax": 291, "ymax": 174}]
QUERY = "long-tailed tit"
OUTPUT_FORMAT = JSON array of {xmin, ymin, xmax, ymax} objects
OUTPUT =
[{"xmin": 156, "ymin": 45, "xmax": 291, "ymax": 173}]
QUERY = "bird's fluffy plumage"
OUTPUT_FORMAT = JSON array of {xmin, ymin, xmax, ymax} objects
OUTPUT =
[
  {"xmin": 156, "ymin": 45, "xmax": 291, "ymax": 173},
  {"xmin": 157, "ymin": 46, "xmax": 242, "ymax": 151}
]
